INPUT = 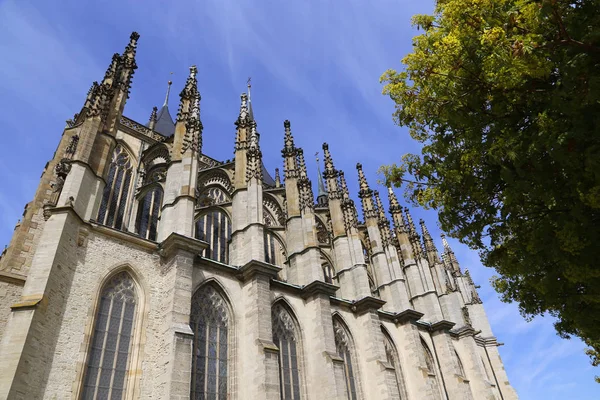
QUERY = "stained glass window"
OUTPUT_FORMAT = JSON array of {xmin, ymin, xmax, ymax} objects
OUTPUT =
[
  {"xmin": 382, "ymin": 329, "xmax": 407, "ymax": 400},
  {"xmin": 97, "ymin": 146, "xmax": 134, "ymax": 230},
  {"xmin": 333, "ymin": 319, "xmax": 358, "ymax": 400},
  {"xmin": 82, "ymin": 271, "xmax": 137, "ymax": 400},
  {"xmin": 265, "ymin": 233, "xmax": 285, "ymax": 267},
  {"xmin": 195, "ymin": 211, "xmax": 231, "ymax": 263},
  {"xmin": 272, "ymin": 304, "xmax": 302, "ymax": 400},
  {"xmin": 190, "ymin": 285, "xmax": 231, "ymax": 400},
  {"xmin": 135, "ymin": 186, "xmax": 163, "ymax": 241}
]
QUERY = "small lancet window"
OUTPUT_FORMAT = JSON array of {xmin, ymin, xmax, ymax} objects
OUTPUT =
[
  {"xmin": 265, "ymin": 232, "xmax": 285, "ymax": 267},
  {"xmin": 135, "ymin": 186, "xmax": 163, "ymax": 241},
  {"xmin": 195, "ymin": 211, "xmax": 232, "ymax": 264},
  {"xmin": 455, "ymin": 350, "xmax": 466, "ymax": 378},
  {"xmin": 97, "ymin": 146, "xmax": 134, "ymax": 230},
  {"xmin": 333, "ymin": 319, "xmax": 359, "ymax": 400},
  {"xmin": 322, "ymin": 263, "xmax": 334, "ymax": 284},
  {"xmin": 190, "ymin": 284, "xmax": 231, "ymax": 400},
  {"xmin": 82, "ymin": 271, "xmax": 138, "ymax": 400},
  {"xmin": 272, "ymin": 303, "xmax": 302, "ymax": 400},
  {"xmin": 421, "ymin": 338, "xmax": 442, "ymax": 399}
]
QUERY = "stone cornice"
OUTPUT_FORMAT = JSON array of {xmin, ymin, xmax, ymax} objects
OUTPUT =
[
  {"xmin": 0, "ymin": 270, "xmax": 27, "ymax": 285},
  {"xmin": 237, "ymin": 259, "xmax": 281, "ymax": 281},
  {"xmin": 350, "ymin": 296, "xmax": 386, "ymax": 315},
  {"xmin": 301, "ymin": 280, "xmax": 339, "ymax": 300},
  {"xmin": 379, "ymin": 309, "xmax": 425, "ymax": 325},
  {"xmin": 429, "ymin": 320, "xmax": 456, "ymax": 332},
  {"xmin": 449, "ymin": 325, "xmax": 478, "ymax": 339},
  {"xmin": 159, "ymin": 232, "xmax": 208, "ymax": 259}
]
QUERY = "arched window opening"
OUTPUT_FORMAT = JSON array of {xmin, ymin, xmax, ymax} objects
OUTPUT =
[
  {"xmin": 265, "ymin": 232, "xmax": 286, "ymax": 267},
  {"xmin": 272, "ymin": 303, "xmax": 302, "ymax": 400},
  {"xmin": 135, "ymin": 186, "xmax": 163, "ymax": 241},
  {"xmin": 190, "ymin": 284, "xmax": 231, "ymax": 400},
  {"xmin": 196, "ymin": 211, "xmax": 232, "ymax": 264},
  {"xmin": 333, "ymin": 318, "xmax": 359, "ymax": 400},
  {"xmin": 382, "ymin": 329, "xmax": 408, "ymax": 399},
  {"xmin": 198, "ymin": 186, "xmax": 230, "ymax": 207},
  {"xmin": 97, "ymin": 146, "xmax": 134, "ymax": 230},
  {"xmin": 322, "ymin": 263, "xmax": 334, "ymax": 284},
  {"xmin": 82, "ymin": 271, "xmax": 138, "ymax": 400}
]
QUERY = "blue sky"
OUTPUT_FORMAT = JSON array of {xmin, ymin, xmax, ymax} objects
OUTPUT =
[{"xmin": 0, "ymin": 0, "xmax": 597, "ymax": 398}]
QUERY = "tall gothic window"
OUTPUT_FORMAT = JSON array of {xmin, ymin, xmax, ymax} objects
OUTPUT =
[
  {"xmin": 333, "ymin": 318, "xmax": 359, "ymax": 400},
  {"xmin": 135, "ymin": 186, "xmax": 163, "ymax": 241},
  {"xmin": 97, "ymin": 146, "xmax": 134, "ymax": 230},
  {"xmin": 82, "ymin": 271, "xmax": 138, "ymax": 400},
  {"xmin": 382, "ymin": 328, "xmax": 408, "ymax": 400},
  {"xmin": 190, "ymin": 284, "xmax": 231, "ymax": 400},
  {"xmin": 272, "ymin": 303, "xmax": 302, "ymax": 400},
  {"xmin": 195, "ymin": 211, "xmax": 232, "ymax": 264},
  {"xmin": 322, "ymin": 263, "xmax": 334, "ymax": 284}
]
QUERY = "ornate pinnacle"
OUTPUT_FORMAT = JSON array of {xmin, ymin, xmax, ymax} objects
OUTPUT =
[
  {"xmin": 178, "ymin": 66, "xmax": 200, "ymax": 122},
  {"xmin": 119, "ymin": 32, "xmax": 139, "ymax": 93},
  {"xmin": 404, "ymin": 207, "xmax": 423, "ymax": 257},
  {"xmin": 356, "ymin": 163, "xmax": 372, "ymax": 198},
  {"xmin": 441, "ymin": 234, "xmax": 461, "ymax": 274},
  {"xmin": 148, "ymin": 106, "xmax": 158, "ymax": 130},
  {"xmin": 237, "ymin": 93, "xmax": 249, "ymax": 126},
  {"xmin": 387, "ymin": 186, "xmax": 402, "ymax": 213},
  {"xmin": 322, "ymin": 143, "xmax": 337, "ymax": 179},
  {"xmin": 375, "ymin": 190, "xmax": 393, "ymax": 245},
  {"xmin": 183, "ymin": 93, "xmax": 203, "ymax": 154},
  {"xmin": 103, "ymin": 53, "xmax": 121, "ymax": 83},
  {"xmin": 297, "ymin": 148, "xmax": 308, "ymax": 179},
  {"xmin": 246, "ymin": 120, "xmax": 263, "ymax": 183},
  {"xmin": 316, "ymin": 152, "xmax": 327, "ymax": 200},
  {"xmin": 275, "ymin": 168, "xmax": 281, "ymax": 187},
  {"xmin": 339, "ymin": 171, "xmax": 350, "ymax": 199},
  {"xmin": 282, "ymin": 120, "xmax": 296, "ymax": 155},
  {"xmin": 420, "ymin": 219, "xmax": 440, "ymax": 263},
  {"xmin": 374, "ymin": 190, "xmax": 387, "ymax": 222}
]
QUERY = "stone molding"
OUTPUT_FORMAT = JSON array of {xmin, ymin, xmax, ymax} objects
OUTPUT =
[
  {"xmin": 350, "ymin": 296, "xmax": 386, "ymax": 315},
  {"xmin": 159, "ymin": 232, "xmax": 208, "ymax": 259},
  {"xmin": 237, "ymin": 259, "xmax": 281, "ymax": 281},
  {"xmin": 300, "ymin": 280, "xmax": 339, "ymax": 300}
]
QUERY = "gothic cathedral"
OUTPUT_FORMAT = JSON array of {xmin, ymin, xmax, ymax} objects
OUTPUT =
[{"xmin": 0, "ymin": 33, "xmax": 517, "ymax": 400}]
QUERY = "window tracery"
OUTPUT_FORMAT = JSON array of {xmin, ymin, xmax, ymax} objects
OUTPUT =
[
  {"xmin": 198, "ymin": 187, "xmax": 230, "ymax": 207},
  {"xmin": 190, "ymin": 284, "xmax": 231, "ymax": 400},
  {"xmin": 382, "ymin": 329, "xmax": 408, "ymax": 400},
  {"xmin": 333, "ymin": 319, "xmax": 359, "ymax": 400},
  {"xmin": 97, "ymin": 146, "xmax": 134, "ymax": 230},
  {"xmin": 272, "ymin": 303, "xmax": 302, "ymax": 400},
  {"xmin": 265, "ymin": 232, "xmax": 286, "ymax": 268},
  {"xmin": 82, "ymin": 271, "xmax": 137, "ymax": 400},
  {"xmin": 195, "ymin": 211, "xmax": 231, "ymax": 264}
]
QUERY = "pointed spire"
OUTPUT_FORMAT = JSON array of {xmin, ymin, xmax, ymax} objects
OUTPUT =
[
  {"xmin": 420, "ymin": 219, "xmax": 440, "ymax": 264},
  {"xmin": 163, "ymin": 80, "xmax": 172, "ymax": 107},
  {"xmin": 356, "ymin": 163, "xmax": 377, "ymax": 219},
  {"xmin": 297, "ymin": 148, "xmax": 308, "ymax": 179},
  {"xmin": 339, "ymin": 171, "xmax": 350, "ymax": 199},
  {"xmin": 387, "ymin": 186, "xmax": 402, "ymax": 213},
  {"xmin": 275, "ymin": 168, "xmax": 281, "ymax": 188},
  {"xmin": 375, "ymin": 190, "xmax": 393, "ymax": 246},
  {"xmin": 103, "ymin": 53, "xmax": 121, "ymax": 83},
  {"xmin": 237, "ymin": 93, "xmax": 249, "ymax": 127},
  {"xmin": 119, "ymin": 32, "xmax": 140, "ymax": 95},
  {"xmin": 405, "ymin": 207, "xmax": 423, "ymax": 258},
  {"xmin": 247, "ymin": 77, "xmax": 255, "ymax": 121},
  {"xmin": 339, "ymin": 170, "xmax": 359, "ymax": 232},
  {"xmin": 374, "ymin": 190, "xmax": 388, "ymax": 222},
  {"xmin": 297, "ymin": 148, "xmax": 315, "ymax": 212},
  {"xmin": 356, "ymin": 163, "xmax": 371, "ymax": 196},
  {"xmin": 177, "ymin": 65, "xmax": 199, "ymax": 122},
  {"xmin": 148, "ymin": 106, "xmax": 158, "ymax": 130},
  {"xmin": 282, "ymin": 120, "xmax": 298, "ymax": 180},
  {"xmin": 282, "ymin": 120, "xmax": 296, "ymax": 155},
  {"xmin": 246, "ymin": 120, "xmax": 263, "ymax": 182}
]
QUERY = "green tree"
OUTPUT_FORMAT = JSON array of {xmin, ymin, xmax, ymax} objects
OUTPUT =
[{"xmin": 381, "ymin": 0, "xmax": 600, "ymax": 376}]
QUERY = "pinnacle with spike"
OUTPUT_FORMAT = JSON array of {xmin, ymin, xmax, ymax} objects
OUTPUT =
[
  {"xmin": 322, "ymin": 143, "xmax": 337, "ymax": 179},
  {"xmin": 339, "ymin": 171, "xmax": 350, "ymax": 200},
  {"xmin": 148, "ymin": 106, "xmax": 157, "ymax": 129},
  {"xmin": 420, "ymin": 219, "xmax": 440, "ymax": 264},
  {"xmin": 297, "ymin": 149, "xmax": 315, "ymax": 212},
  {"xmin": 275, "ymin": 168, "xmax": 281, "ymax": 187},
  {"xmin": 441, "ymin": 233, "xmax": 461, "ymax": 274},
  {"xmin": 282, "ymin": 120, "xmax": 296, "ymax": 156},
  {"xmin": 356, "ymin": 163, "xmax": 377, "ymax": 219},
  {"xmin": 405, "ymin": 207, "xmax": 423, "ymax": 257},
  {"xmin": 387, "ymin": 187, "xmax": 407, "ymax": 234}
]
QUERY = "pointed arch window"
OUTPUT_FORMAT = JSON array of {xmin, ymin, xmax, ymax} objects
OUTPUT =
[
  {"xmin": 135, "ymin": 185, "xmax": 163, "ymax": 241},
  {"xmin": 272, "ymin": 303, "xmax": 302, "ymax": 400},
  {"xmin": 455, "ymin": 350, "xmax": 466, "ymax": 377},
  {"xmin": 195, "ymin": 211, "xmax": 232, "ymax": 264},
  {"xmin": 322, "ymin": 263, "xmax": 334, "ymax": 284},
  {"xmin": 333, "ymin": 319, "xmax": 359, "ymax": 400},
  {"xmin": 421, "ymin": 338, "xmax": 442, "ymax": 399},
  {"xmin": 190, "ymin": 284, "xmax": 231, "ymax": 400},
  {"xmin": 82, "ymin": 271, "xmax": 138, "ymax": 400},
  {"xmin": 382, "ymin": 329, "xmax": 408, "ymax": 400},
  {"xmin": 265, "ymin": 232, "xmax": 286, "ymax": 267},
  {"xmin": 97, "ymin": 146, "xmax": 134, "ymax": 230}
]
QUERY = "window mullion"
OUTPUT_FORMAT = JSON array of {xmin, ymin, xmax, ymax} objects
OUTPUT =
[
  {"xmin": 107, "ymin": 298, "xmax": 127, "ymax": 398},
  {"xmin": 93, "ymin": 296, "xmax": 114, "ymax": 399},
  {"xmin": 146, "ymin": 190, "xmax": 156, "ymax": 239},
  {"xmin": 103, "ymin": 167, "xmax": 119, "ymax": 226}
]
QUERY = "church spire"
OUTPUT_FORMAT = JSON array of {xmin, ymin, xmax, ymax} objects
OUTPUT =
[
  {"xmin": 247, "ymin": 77, "xmax": 255, "ymax": 121},
  {"xmin": 118, "ymin": 32, "xmax": 139, "ymax": 97},
  {"xmin": 153, "ymin": 79, "xmax": 176, "ymax": 136},
  {"xmin": 163, "ymin": 80, "xmax": 172, "ymax": 107}
]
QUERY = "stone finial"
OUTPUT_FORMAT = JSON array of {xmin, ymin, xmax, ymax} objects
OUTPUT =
[
  {"xmin": 387, "ymin": 187, "xmax": 406, "ymax": 233},
  {"xmin": 282, "ymin": 120, "xmax": 296, "ymax": 155},
  {"xmin": 356, "ymin": 163, "xmax": 372, "ymax": 198},
  {"xmin": 297, "ymin": 148, "xmax": 307, "ymax": 178},
  {"xmin": 247, "ymin": 77, "xmax": 255, "ymax": 121},
  {"xmin": 375, "ymin": 190, "xmax": 393, "ymax": 246},
  {"xmin": 275, "ymin": 168, "xmax": 281, "ymax": 187},
  {"xmin": 119, "ymin": 32, "xmax": 140, "ymax": 91},
  {"xmin": 339, "ymin": 171, "xmax": 350, "ymax": 199},
  {"xmin": 246, "ymin": 121, "xmax": 263, "ymax": 182},
  {"xmin": 103, "ymin": 53, "xmax": 121, "ymax": 83},
  {"xmin": 441, "ymin": 233, "xmax": 461, "ymax": 274},
  {"xmin": 374, "ymin": 190, "xmax": 387, "ymax": 222},
  {"xmin": 315, "ymin": 152, "xmax": 328, "ymax": 203},
  {"xmin": 183, "ymin": 93, "xmax": 203, "ymax": 154},
  {"xmin": 178, "ymin": 65, "xmax": 200, "ymax": 122},
  {"xmin": 297, "ymin": 149, "xmax": 315, "ymax": 212}
]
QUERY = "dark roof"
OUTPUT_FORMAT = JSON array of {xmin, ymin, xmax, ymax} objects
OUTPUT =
[
  {"xmin": 154, "ymin": 105, "xmax": 175, "ymax": 137},
  {"xmin": 262, "ymin": 162, "xmax": 275, "ymax": 186}
]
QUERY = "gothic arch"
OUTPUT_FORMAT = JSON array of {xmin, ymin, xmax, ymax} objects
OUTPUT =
[
  {"xmin": 271, "ymin": 299, "xmax": 306, "ymax": 400},
  {"xmin": 319, "ymin": 250, "xmax": 336, "ymax": 285},
  {"xmin": 420, "ymin": 335, "xmax": 443, "ymax": 400},
  {"xmin": 381, "ymin": 326, "xmax": 409, "ymax": 399},
  {"xmin": 190, "ymin": 280, "xmax": 235, "ymax": 399},
  {"xmin": 197, "ymin": 168, "xmax": 233, "ymax": 196},
  {"xmin": 263, "ymin": 193, "xmax": 285, "ymax": 226},
  {"xmin": 76, "ymin": 264, "xmax": 147, "ymax": 400},
  {"xmin": 141, "ymin": 141, "xmax": 171, "ymax": 167},
  {"xmin": 265, "ymin": 229, "xmax": 287, "ymax": 280},
  {"xmin": 332, "ymin": 314, "xmax": 362, "ymax": 400},
  {"xmin": 135, "ymin": 183, "xmax": 164, "ymax": 241}
]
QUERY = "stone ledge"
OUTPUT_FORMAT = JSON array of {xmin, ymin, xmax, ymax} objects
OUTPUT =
[
  {"xmin": 159, "ymin": 232, "xmax": 208, "ymax": 259},
  {"xmin": 230, "ymin": 222, "xmax": 265, "ymax": 239},
  {"xmin": 449, "ymin": 325, "xmax": 478, "ymax": 339},
  {"xmin": 271, "ymin": 279, "xmax": 303, "ymax": 296},
  {"xmin": 11, "ymin": 296, "xmax": 43, "ymax": 310},
  {"xmin": 0, "ymin": 270, "xmax": 27, "ymax": 285},
  {"xmin": 379, "ymin": 309, "xmax": 424, "ymax": 325},
  {"xmin": 237, "ymin": 260, "xmax": 281, "ymax": 282},
  {"xmin": 429, "ymin": 320, "xmax": 456, "ymax": 332},
  {"xmin": 350, "ymin": 296, "xmax": 386, "ymax": 315},
  {"xmin": 286, "ymin": 245, "xmax": 323, "ymax": 261},
  {"xmin": 173, "ymin": 323, "xmax": 194, "ymax": 338},
  {"xmin": 257, "ymin": 338, "xmax": 279, "ymax": 353},
  {"xmin": 474, "ymin": 335, "xmax": 499, "ymax": 347},
  {"xmin": 301, "ymin": 280, "xmax": 339, "ymax": 300},
  {"xmin": 324, "ymin": 350, "xmax": 344, "ymax": 364},
  {"xmin": 91, "ymin": 223, "xmax": 159, "ymax": 250}
]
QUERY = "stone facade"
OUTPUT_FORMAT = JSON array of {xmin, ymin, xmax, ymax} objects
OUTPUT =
[{"xmin": 0, "ymin": 32, "xmax": 518, "ymax": 400}]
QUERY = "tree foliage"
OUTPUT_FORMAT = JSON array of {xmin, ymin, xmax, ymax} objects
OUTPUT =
[{"xmin": 381, "ymin": 0, "xmax": 600, "ymax": 373}]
